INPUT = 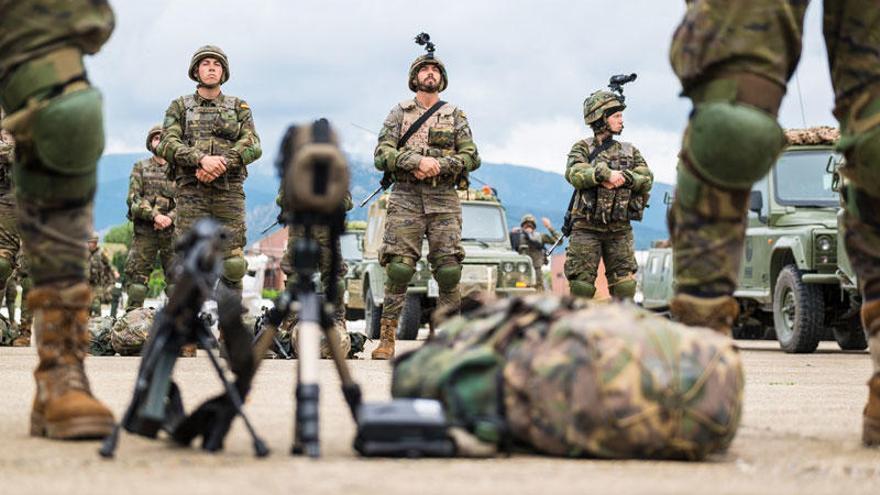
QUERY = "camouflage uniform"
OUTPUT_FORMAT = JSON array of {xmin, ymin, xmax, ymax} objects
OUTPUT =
[
  {"xmin": 564, "ymin": 130, "xmax": 653, "ymax": 300},
  {"xmin": 88, "ymin": 242, "xmax": 114, "ymax": 316},
  {"xmin": 0, "ymin": 0, "xmax": 116, "ymax": 439},
  {"xmin": 668, "ymin": 0, "xmax": 880, "ymax": 446},
  {"xmin": 514, "ymin": 214, "xmax": 560, "ymax": 292},
  {"xmin": 0, "ymin": 122, "xmax": 19, "ymax": 305},
  {"xmin": 4, "ymin": 254, "xmax": 33, "ymax": 346},
  {"xmin": 124, "ymin": 126, "xmax": 176, "ymax": 310},
  {"xmin": 156, "ymin": 46, "xmax": 261, "ymax": 295},
  {"xmin": 372, "ymin": 53, "xmax": 481, "ymax": 359}
]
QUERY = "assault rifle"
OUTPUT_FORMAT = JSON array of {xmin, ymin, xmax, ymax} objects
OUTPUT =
[
  {"xmin": 99, "ymin": 219, "xmax": 268, "ymax": 458},
  {"xmin": 358, "ymin": 172, "xmax": 394, "ymax": 208}
]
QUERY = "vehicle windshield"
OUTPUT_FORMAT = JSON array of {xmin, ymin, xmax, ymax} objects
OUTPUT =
[
  {"xmin": 773, "ymin": 149, "xmax": 840, "ymax": 207},
  {"xmin": 341, "ymin": 232, "xmax": 362, "ymax": 261},
  {"xmin": 462, "ymin": 203, "xmax": 507, "ymax": 242}
]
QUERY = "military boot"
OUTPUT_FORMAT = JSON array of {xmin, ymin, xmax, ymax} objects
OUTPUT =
[
  {"xmin": 861, "ymin": 299, "xmax": 880, "ymax": 446},
  {"xmin": 669, "ymin": 293, "xmax": 738, "ymax": 337},
  {"xmin": 28, "ymin": 283, "xmax": 115, "ymax": 439},
  {"xmin": 371, "ymin": 317, "xmax": 397, "ymax": 360}
]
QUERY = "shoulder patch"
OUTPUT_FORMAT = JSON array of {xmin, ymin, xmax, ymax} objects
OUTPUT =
[{"xmin": 240, "ymin": 102, "xmax": 250, "ymax": 110}]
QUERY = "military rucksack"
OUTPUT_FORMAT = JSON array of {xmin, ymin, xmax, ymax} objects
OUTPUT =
[
  {"xmin": 392, "ymin": 295, "xmax": 743, "ymax": 460},
  {"xmin": 88, "ymin": 316, "xmax": 115, "ymax": 356},
  {"xmin": 111, "ymin": 307, "xmax": 155, "ymax": 356}
]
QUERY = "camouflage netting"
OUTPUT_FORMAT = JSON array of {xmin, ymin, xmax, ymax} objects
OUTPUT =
[
  {"xmin": 392, "ymin": 295, "xmax": 744, "ymax": 460},
  {"xmin": 88, "ymin": 316, "xmax": 115, "ymax": 356},
  {"xmin": 111, "ymin": 307, "xmax": 155, "ymax": 356},
  {"xmin": 785, "ymin": 126, "xmax": 839, "ymax": 146}
]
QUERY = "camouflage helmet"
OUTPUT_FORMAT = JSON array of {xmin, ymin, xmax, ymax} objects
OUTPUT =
[
  {"xmin": 145, "ymin": 124, "xmax": 162, "ymax": 153},
  {"xmin": 408, "ymin": 55, "xmax": 448, "ymax": 93},
  {"xmin": 520, "ymin": 214, "xmax": 537, "ymax": 228},
  {"xmin": 88, "ymin": 232, "xmax": 99, "ymax": 243},
  {"xmin": 189, "ymin": 45, "xmax": 230, "ymax": 85},
  {"xmin": 583, "ymin": 90, "xmax": 626, "ymax": 126},
  {"xmin": 88, "ymin": 316, "xmax": 115, "ymax": 356}
]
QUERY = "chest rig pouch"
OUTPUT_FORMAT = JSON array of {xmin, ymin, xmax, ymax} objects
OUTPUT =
[
  {"xmin": 180, "ymin": 95, "xmax": 244, "ymax": 184},
  {"xmin": 581, "ymin": 141, "xmax": 638, "ymax": 224}
]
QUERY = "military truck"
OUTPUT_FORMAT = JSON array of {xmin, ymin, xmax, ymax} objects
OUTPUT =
[
  {"xmin": 347, "ymin": 189, "xmax": 536, "ymax": 340},
  {"xmin": 341, "ymin": 221, "xmax": 366, "ymax": 320},
  {"xmin": 641, "ymin": 128, "xmax": 866, "ymax": 353}
]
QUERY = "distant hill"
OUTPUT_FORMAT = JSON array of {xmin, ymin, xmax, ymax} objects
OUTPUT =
[{"xmin": 94, "ymin": 154, "xmax": 671, "ymax": 249}]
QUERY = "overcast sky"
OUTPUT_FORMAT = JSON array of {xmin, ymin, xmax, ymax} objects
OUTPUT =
[{"xmin": 88, "ymin": 1, "xmax": 838, "ymax": 185}]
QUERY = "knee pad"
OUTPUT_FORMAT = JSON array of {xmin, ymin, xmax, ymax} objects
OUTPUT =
[
  {"xmin": 610, "ymin": 279, "xmax": 637, "ymax": 299},
  {"xmin": 434, "ymin": 264, "xmax": 462, "ymax": 291},
  {"xmin": 126, "ymin": 283, "xmax": 148, "ymax": 306},
  {"xmin": 685, "ymin": 102, "xmax": 784, "ymax": 190},
  {"xmin": 569, "ymin": 280, "xmax": 596, "ymax": 298},
  {"xmin": 222, "ymin": 256, "xmax": 248, "ymax": 282},
  {"xmin": 385, "ymin": 261, "xmax": 415, "ymax": 290},
  {"xmin": 0, "ymin": 258, "xmax": 13, "ymax": 282}
]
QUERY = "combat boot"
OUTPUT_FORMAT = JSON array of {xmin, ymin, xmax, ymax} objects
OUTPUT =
[
  {"xmin": 861, "ymin": 299, "xmax": 880, "ymax": 447},
  {"xmin": 371, "ymin": 317, "xmax": 397, "ymax": 360},
  {"xmin": 28, "ymin": 283, "xmax": 115, "ymax": 439},
  {"xmin": 670, "ymin": 293, "xmax": 738, "ymax": 337}
]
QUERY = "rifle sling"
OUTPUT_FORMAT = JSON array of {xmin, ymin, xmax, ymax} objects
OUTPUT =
[{"xmin": 397, "ymin": 100, "xmax": 447, "ymax": 148}]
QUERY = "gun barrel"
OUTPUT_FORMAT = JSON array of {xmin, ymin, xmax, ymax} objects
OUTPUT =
[{"xmin": 358, "ymin": 186, "xmax": 383, "ymax": 208}]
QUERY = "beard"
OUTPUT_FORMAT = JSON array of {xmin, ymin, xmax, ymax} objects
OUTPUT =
[{"xmin": 417, "ymin": 78, "xmax": 439, "ymax": 93}]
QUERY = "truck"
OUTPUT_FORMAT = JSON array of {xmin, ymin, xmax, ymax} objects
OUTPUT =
[
  {"xmin": 640, "ymin": 128, "xmax": 867, "ymax": 353},
  {"xmin": 345, "ymin": 188, "xmax": 536, "ymax": 340}
]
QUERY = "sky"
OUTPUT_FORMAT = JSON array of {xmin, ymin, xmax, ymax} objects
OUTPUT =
[{"xmin": 88, "ymin": 0, "xmax": 838, "ymax": 185}]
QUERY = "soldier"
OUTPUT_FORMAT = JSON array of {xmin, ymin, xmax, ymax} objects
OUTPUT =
[
  {"xmin": 563, "ymin": 91, "xmax": 653, "ymax": 300},
  {"xmin": 156, "ymin": 45, "xmax": 261, "ymax": 305},
  {"xmin": 0, "ymin": 0, "xmax": 116, "ymax": 438},
  {"xmin": 0, "ymin": 110, "xmax": 21, "ymax": 335},
  {"xmin": 512, "ymin": 214, "xmax": 560, "ymax": 292},
  {"xmin": 124, "ymin": 125, "xmax": 176, "ymax": 310},
  {"xmin": 372, "ymin": 36, "xmax": 481, "ymax": 359},
  {"xmin": 88, "ymin": 233, "xmax": 114, "ymax": 316},
  {"xmin": 668, "ymin": 1, "xmax": 880, "ymax": 446},
  {"xmin": 4, "ymin": 255, "xmax": 33, "ymax": 347}
]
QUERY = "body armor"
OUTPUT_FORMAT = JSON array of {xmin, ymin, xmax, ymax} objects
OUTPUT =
[
  {"xmin": 129, "ymin": 158, "xmax": 175, "ymax": 222},
  {"xmin": 178, "ymin": 94, "xmax": 247, "ymax": 186},
  {"xmin": 577, "ymin": 139, "xmax": 647, "ymax": 225}
]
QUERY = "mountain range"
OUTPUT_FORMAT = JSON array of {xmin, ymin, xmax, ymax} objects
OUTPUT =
[{"xmin": 95, "ymin": 154, "xmax": 672, "ymax": 250}]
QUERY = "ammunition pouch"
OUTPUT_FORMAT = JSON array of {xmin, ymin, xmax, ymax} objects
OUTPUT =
[{"xmin": 627, "ymin": 192, "xmax": 650, "ymax": 221}]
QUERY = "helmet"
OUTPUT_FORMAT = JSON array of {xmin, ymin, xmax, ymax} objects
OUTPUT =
[
  {"xmin": 145, "ymin": 124, "xmax": 162, "ymax": 153},
  {"xmin": 88, "ymin": 232, "xmax": 99, "ymax": 243},
  {"xmin": 189, "ymin": 45, "xmax": 230, "ymax": 85},
  {"xmin": 521, "ymin": 214, "xmax": 537, "ymax": 228},
  {"xmin": 583, "ymin": 90, "xmax": 626, "ymax": 127},
  {"xmin": 408, "ymin": 55, "xmax": 448, "ymax": 92}
]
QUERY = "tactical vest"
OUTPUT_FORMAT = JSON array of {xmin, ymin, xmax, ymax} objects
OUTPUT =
[
  {"xmin": 577, "ymin": 139, "xmax": 647, "ymax": 225},
  {"xmin": 397, "ymin": 100, "xmax": 466, "ymax": 188},
  {"xmin": 130, "ymin": 158, "xmax": 175, "ymax": 222},
  {"xmin": 179, "ymin": 94, "xmax": 247, "ymax": 185}
]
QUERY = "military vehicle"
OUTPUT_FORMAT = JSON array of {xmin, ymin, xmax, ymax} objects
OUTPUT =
[
  {"xmin": 347, "ymin": 188, "xmax": 536, "ymax": 340},
  {"xmin": 341, "ymin": 221, "xmax": 366, "ymax": 320},
  {"xmin": 641, "ymin": 128, "xmax": 867, "ymax": 353}
]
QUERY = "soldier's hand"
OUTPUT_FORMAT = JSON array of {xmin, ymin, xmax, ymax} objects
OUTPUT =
[
  {"xmin": 195, "ymin": 168, "xmax": 214, "ymax": 183},
  {"xmin": 417, "ymin": 157, "xmax": 441, "ymax": 179},
  {"xmin": 200, "ymin": 155, "xmax": 228, "ymax": 176},
  {"xmin": 154, "ymin": 214, "xmax": 173, "ymax": 230},
  {"xmin": 541, "ymin": 217, "xmax": 552, "ymax": 229},
  {"xmin": 608, "ymin": 170, "xmax": 626, "ymax": 188}
]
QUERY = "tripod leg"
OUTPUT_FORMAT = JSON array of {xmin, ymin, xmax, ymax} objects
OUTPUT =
[{"xmin": 292, "ymin": 319, "xmax": 321, "ymax": 457}]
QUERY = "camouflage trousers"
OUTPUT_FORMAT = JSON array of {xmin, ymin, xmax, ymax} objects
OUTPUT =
[
  {"xmin": 0, "ymin": 193, "xmax": 20, "ymax": 294},
  {"xmin": 564, "ymin": 227, "xmax": 638, "ymax": 288},
  {"xmin": 379, "ymin": 203, "xmax": 464, "ymax": 320},
  {"xmin": 525, "ymin": 248, "xmax": 547, "ymax": 292},
  {"xmin": 124, "ymin": 222, "xmax": 174, "ymax": 288},
  {"xmin": 669, "ymin": 0, "xmax": 880, "ymax": 298},
  {"xmin": 174, "ymin": 181, "xmax": 246, "ymax": 290}
]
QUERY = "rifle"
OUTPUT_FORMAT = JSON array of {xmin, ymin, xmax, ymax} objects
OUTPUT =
[
  {"xmin": 100, "ymin": 219, "xmax": 268, "ymax": 458},
  {"xmin": 358, "ymin": 172, "xmax": 393, "ymax": 208}
]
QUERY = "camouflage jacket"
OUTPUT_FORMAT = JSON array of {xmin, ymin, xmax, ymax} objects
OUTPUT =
[
  {"xmin": 156, "ymin": 92, "xmax": 261, "ymax": 189},
  {"xmin": 374, "ymin": 98, "xmax": 480, "ymax": 214},
  {"xmin": 565, "ymin": 137, "xmax": 653, "ymax": 232},
  {"xmin": 0, "ymin": 131, "xmax": 14, "ymax": 197},
  {"xmin": 88, "ymin": 247, "xmax": 114, "ymax": 292},
  {"xmin": 127, "ymin": 157, "xmax": 176, "ymax": 225}
]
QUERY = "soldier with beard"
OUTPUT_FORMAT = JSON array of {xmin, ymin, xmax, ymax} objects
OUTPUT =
[{"xmin": 372, "ymin": 35, "xmax": 481, "ymax": 359}]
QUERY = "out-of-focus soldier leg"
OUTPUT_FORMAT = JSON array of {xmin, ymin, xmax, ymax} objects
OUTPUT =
[
  {"xmin": 668, "ymin": 1, "xmax": 800, "ymax": 334},
  {"xmin": 564, "ymin": 229, "xmax": 602, "ymax": 298},
  {"xmin": 13, "ymin": 258, "xmax": 32, "ymax": 346},
  {"xmin": 0, "ymin": 0, "xmax": 115, "ymax": 438},
  {"xmin": 604, "ymin": 230, "xmax": 639, "ymax": 300},
  {"xmin": 124, "ymin": 225, "xmax": 156, "ymax": 310},
  {"xmin": 5, "ymin": 272, "xmax": 17, "ymax": 323},
  {"xmin": 823, "ymin": 0, "xmax": 880, "ymax": 447},
  {"xmin": 533, "ymin": 264, "xmax": 545, "ymax": 293},
  {"xmin": 427, "ymin": 212, "xmax": 464, "ymax": 324},
  {"xmin": 214, "ymin": 187, "xmax": 248, "ymax": 292}
]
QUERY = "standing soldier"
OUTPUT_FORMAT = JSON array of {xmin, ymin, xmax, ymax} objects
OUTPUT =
[
  {"xmin": 668, "ymin": 1, "xmax": 880, "ymax": 446},
  {"xmin": 563, "ymin": 90, "xmax": 653, "ymax": 300},
  {"xmin": 372, "ymin": 34, "xmax": 481, "ymax": 359},
  {"xmin": 156, "ymin": 45, "xmax": 260, "ymax": 305},
  {"xmin": 124, "ymin": 125, "xmax": 176, "ymax": 310},
  {"xmin": 513, "ymin": 214, "xmax": 559, "ymax": 292},
  {"xmin": 0, "ymin": 0, "xmax": 116, "ymax": 438},
  {"xmin": 88, "ymin": 234, "xmax": 114, "ymax": 316},
  {"xmin": 0, "ymin": 110, "xmax": 21, "ymax": 336}
]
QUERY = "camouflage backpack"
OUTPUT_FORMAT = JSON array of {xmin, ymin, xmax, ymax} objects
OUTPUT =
[
  {"xmin": 392, "ymin": 295, "xmax": 743, "ymax": 460},
  {"xmin": 111, "ymin": 307, "xmax": 155, "ymax": 356},
  {"xmin": 0, "ymin": 314, "xmax": 16, "ymax": 346},
  {"xmin": 88, "ymin": 316, "xmax": 115, "ymax": 356}
]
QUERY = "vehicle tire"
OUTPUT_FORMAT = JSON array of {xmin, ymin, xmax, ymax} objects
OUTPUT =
[
  {"xmin": 833, "ymin": 314, "xmax": 868, "ymax": 351},
  {"xmin": 397, "ymin": 293, "xmax": 422, "ymax": 341},
  {"xmin": 773, "ymin": 265, "xmax": 823, "ymax": 353},
  {"xmin": 364, "ymin": 283, "xmax": 382, "ymax": 339}
]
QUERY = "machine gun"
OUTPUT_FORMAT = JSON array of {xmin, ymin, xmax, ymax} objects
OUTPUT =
[
  {"xmin": 546, "ymin": 73, "xmax": 637, "ymax": 258},
  {"xmin": 100, "ymin": 219, "xmax": 268, "ymax": 458}
]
